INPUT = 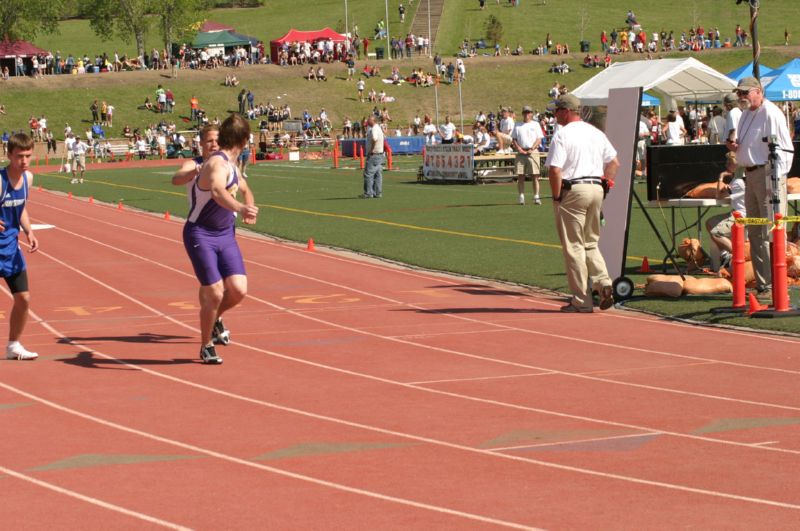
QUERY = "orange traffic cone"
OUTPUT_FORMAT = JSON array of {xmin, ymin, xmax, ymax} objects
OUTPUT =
[
  {"xmin": 68, "ymin": 191, "xmax": 73, "ymax": 200},
  {"xmin": 164, "ymin": 211, "xmax": 170, "ymax": 220},
  {"xmin": 38, "ymin": 185, "xmax": 43, "ymax": 192},
  {"xmin": 638, "ymin": 256, "xmax": 651, "ymax": 273},
  {"xmin": 117, "ymin": 201, "xmax": 123, "ymax": 211},
  {"xmin": 89, "ymin": 196, "xmax": 94, "ymax": 204},
  {"xmin": 306, "ymin": 238, "xmax": 315, "ymax": 252},
  {"xmin": 748, "ymin": 292, "xmax": 768, "ymax": 315}
]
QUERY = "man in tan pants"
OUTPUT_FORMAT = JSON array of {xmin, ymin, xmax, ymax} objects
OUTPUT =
[{"xmin": 545, "ymin": 94, "xmax": 619, "ymax": 313}]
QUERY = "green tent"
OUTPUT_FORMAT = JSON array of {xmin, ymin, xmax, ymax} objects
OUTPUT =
[{"xmin": 192, "ymin": 30, "xmax": 252, "ymax": 49}]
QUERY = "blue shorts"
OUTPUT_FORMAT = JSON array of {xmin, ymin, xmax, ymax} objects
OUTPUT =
[
  {"xmin": 183, "ymin": 224, "xmax": 246, "ymax": 286},
  {"xmin": 0, "ymin": 244, "xmax": 26, "ymax": 279}
]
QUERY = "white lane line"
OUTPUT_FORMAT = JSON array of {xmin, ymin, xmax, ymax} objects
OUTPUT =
[
  {"xmin": 28, "ymin": 224, "xmax": 800, "ymax": 458},
  {"xmin": 11, "ymin": 304, "xmax": 800, "ymax": 513},
  {"xmin": 408, "ymin": 372, "xmax": 556, "ymax": 386},
  {"xmin": 488, "ymin": 433, "xmax": 660, "ymax": 452},
  {"xmin": 35, "ymin": 200, "xmax": 800, "ymax": 377},
  {"xmin": 0, "ymin": 383, "xmax": 538, "ymax": 531},
  {"xmin": 753, "ymin": 441, "xmax": 780, "ymax": 447},
  {"xmin": 0, "ymin": 464, "xmax": 190, "ymax": 530},
  {"xmin": 37, "ymin": 228, "xmax": 800, "ymax": 415}
]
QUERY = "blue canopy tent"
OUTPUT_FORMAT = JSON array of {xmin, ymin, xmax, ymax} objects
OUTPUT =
[
  {"xmin": 762, "ymin": 58, "xmax": 800, "ymax": 101},
  {"xmin": 727, "ymin": 61, "xmax": 774, "ymax": 82},
  {"xmin": 641, "ymin": 93, "xmax": 660, "ymax": 107}
]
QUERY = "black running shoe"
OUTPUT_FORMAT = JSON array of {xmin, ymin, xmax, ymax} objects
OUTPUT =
[
  {"xmin": 200, "ymin": 344, "xmax": 223, "ymax": 364},
  {"xmin": 212, "ymin": 318, "xmax": 230, "ymax": 345}
]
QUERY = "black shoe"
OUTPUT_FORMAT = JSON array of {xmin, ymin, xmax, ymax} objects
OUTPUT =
[
  {"xmin": 200, "ymin": 344, "xmax": 223, "ymax": 364},
  {"xmin": 599, "ymin": 286, "xmax": 615, "ymax": 310},
  {"xmin": 212, "ymin": 318, "xmax": 230, "ymax": 345},
  {"xmin": 560, "ymin": 303, "xmax": 593, "ymax": 313}
]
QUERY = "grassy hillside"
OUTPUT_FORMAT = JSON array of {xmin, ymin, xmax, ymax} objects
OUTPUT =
[
  {"xmin": 29, "ymin": 0, "xmax": 800, "ymax": 59},
  {"xmin": 1, "ymin": 46, "xmax": 796, "ymax": 142},
  {"xmin": 436, "ymin": 0, "xmax": 797, "ymax": 54},
  {"xmin": 35, "ymin": 1, "xmax": 418, "ymax": 59}
]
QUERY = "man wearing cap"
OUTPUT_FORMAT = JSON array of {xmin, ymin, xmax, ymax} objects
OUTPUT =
[
  {"xmin": 512, "ymin": 106, "xmax": 544, "ymax": 205},
  {"xmin": 726, "ymin": 76, "xmax": 793, "ymax": 298},
  {"xmin": 722, "ymin": 92, "xmax": 741, "ymax": 143},
  {"xmin": 545, "ymin": 93, "xmax": 619, "ymax": 313}
]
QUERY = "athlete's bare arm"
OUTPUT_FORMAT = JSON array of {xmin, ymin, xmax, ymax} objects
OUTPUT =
[{"xmin": 171, "ymin": 158, "xmax": 200, "ymax": 185}]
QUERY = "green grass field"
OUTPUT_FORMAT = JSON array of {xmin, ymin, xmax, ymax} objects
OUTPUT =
[
  {"xmin": 30, "ymin": 159, "xmax": 800, "ymax": 334},
  {"xmin": 31, "ymin": 1, "xmax": 799, "ymax": 58}
]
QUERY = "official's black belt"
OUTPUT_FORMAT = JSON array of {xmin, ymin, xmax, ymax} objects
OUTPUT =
[
  {"xmin": 745, "ymin": 164, "xmax": 766, "ymax": 172},
  {"xmin": 569, "ymin": 177, "xmax": 603, "ymax": 185}
]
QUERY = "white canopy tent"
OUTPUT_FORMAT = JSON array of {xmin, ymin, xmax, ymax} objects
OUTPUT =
[{"xmin": 572, "ymin": 57, "xmax": 736, "ymax": 110}]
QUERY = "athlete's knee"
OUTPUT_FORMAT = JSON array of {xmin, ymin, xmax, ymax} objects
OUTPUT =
[
  {"xmin": 13, "ymin": 291, "xmax": 30, "ymax": 307},
  {"xmin": 200, "ymin": 282, "xmax": 224, "ymax": 306},
  {"xmin": 225, "ymin": 276, "xmax": 248, "ymax": 302}
]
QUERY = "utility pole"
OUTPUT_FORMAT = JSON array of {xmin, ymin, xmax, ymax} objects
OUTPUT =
[{"xmin": 737, "ymin": 0, "xmax": 760, "ymax": 79}]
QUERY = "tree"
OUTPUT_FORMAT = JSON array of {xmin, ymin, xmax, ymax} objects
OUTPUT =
[
  {"xmin": 578, "ymin": 6, "xmax": 590, "ymax": 43},
  {"xmin": 154, "ymin": 0, "xmax": 207, "ymax": 56},
  {"xmin": 485, "ymin": 15, "xmax": 503, "ymax": 46},
  {"xmin": 0, "ymin": 0, "xmax": 64, "ymax": 42},
  {"xmin": 82, "ymin": 0, "xmax": 153, "ymax": 61}
]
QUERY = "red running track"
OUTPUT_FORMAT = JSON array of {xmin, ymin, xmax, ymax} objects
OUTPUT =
[{"xmin": 2, "ymin": 190, "xmax": 800, "ymax": 529}]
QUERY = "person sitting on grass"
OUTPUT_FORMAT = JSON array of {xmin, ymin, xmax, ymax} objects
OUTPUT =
[{"xmin": 306, "ymin": 67, "xmax": 317, "ymax": 81}]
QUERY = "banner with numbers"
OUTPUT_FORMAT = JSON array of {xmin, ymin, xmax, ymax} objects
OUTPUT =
[{"xmin": 423, "ymin": 144, "xmax": 474, "ymax": 181}]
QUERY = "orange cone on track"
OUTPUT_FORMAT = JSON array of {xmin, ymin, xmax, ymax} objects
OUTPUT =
[
  {"xmin": 89, "ymin": 196, "xmax": 94, "ymax": 204},
  {"xmin": 68, "ymin": 191, "xmax": 72, "ymax": 200},
  {"xmin": 164, "ymin": 211, "xmax": 170, "ymax": 220},
  {"xmin": 306, "ymin": 238, "xmax": 315, "ymax": 252},
  {"xmin": 117, "ymin": 202, "xmax": 123, "ymax": 211},
  {"xmin": 38, "ymin": 185, "xmax": 43, "ymax": 192},
  {"xmin": 748, "ymin": 292, "xmax": 768, "ymax": 315},
  {"xmin": 638, "ymin": 256, "xmax": 651, "ymax": 273}
]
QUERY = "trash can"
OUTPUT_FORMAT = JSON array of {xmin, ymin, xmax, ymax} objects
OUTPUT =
[
  {"xmin": 580, "ymin": 40, "xmax": 590, "ymax": 52},
  {"xmin": 376, "ymin": 47, "xmax": 385, "ymax": 60}
]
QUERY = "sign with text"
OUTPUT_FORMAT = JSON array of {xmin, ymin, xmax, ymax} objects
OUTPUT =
[{"xmin": 423, "ymin": 144, "xmax": 474, "ymax": 181}]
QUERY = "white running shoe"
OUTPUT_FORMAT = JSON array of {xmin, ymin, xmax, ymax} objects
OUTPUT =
[
  {"xmin": 6, "ymin": 343, "xmax": 38, "ymax": 360},
  {"xmin": 518, "ymin": 193, "xmax": 525, "ymax": 205},
  {"xmin": 534, "ymin": 195, "xmax": 542, "ymax": 205}
]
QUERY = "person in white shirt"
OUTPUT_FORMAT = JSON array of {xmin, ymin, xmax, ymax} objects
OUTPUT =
[
  {"xmin": 63, "ymin": 133, "xmax": 76, "ymax": 170},
  {"xmin": 706, "ymin": 106, "xmax": 726, "ymax": 144},
  {"xmin": 511, "ymin": 106, "xmax": 544, "ymax": 205},
  {"xmin": 722, "ymin": 92, "xmax": 741, "ymax": 143},
  {"xmin": 474, "ymin": 124, "xmax": 492, "ymax": 154},
  {"xmin": 727, "ymin": 76, "xmax": 794, "ymax": 297},
  {"xmin": 106, "ymin": 104, "xmax": 114, "ymax": 128},
  {"xmin": 361, "ymin": 115, "xmax": 385, "ymax": 198},
  {"xmin": 422, "ymin": 117, "xmax": 437, "ymax": 145},
  {"xmin": 545, "ymin": 94, "xmax": 619, "ymax": 313},
  {"xmin": 70, "ymin": 137, "xmax": 89, "ymax": 183},
  {"xmin": 495, "ymin": 107, "xmax": 516, "ymax": 153},
  {"xmin": 705, "ymin": 152, "xmax": 746, "ymax": 271},
  {"xmin": 662, "ymin": 110, "xmax": 686, "ymax": 145},
  {"xmin": 439, "ymin": 116, "xmax": 456, "ymax": 144}
]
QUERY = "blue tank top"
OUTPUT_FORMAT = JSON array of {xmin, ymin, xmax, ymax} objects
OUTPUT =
[
  {"xmin": 186, "ymin": 152, "xmax": 239, "ymax": 231},
  {"xmin": 0, "ymin": 168, "xmax": 28, "ymax": 248}
]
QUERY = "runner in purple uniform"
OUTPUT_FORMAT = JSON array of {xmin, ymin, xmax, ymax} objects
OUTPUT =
[{"xmin": 181, "ymin": 115, "xmax": 258, "ymax": 364}]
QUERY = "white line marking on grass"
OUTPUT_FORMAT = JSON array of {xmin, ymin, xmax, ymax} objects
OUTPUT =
[{"xmin": 0, "ymin": 464, "xmax": 191, "ymax": 530}]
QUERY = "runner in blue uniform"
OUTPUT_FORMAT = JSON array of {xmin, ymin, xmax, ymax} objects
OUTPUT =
[
  {"xmin": 1, "ymin": 133, "xmax": 40, "ymax": 360},
  {"xmin": 181, "ymin": 115, "xmax": 258, "ymax": 364}
]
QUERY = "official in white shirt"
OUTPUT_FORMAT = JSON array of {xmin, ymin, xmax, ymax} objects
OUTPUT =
[
  {"xmin": 545, "ymin": 94, "xmax": 619, "ymax": 313},
  {"xmin": 361, "ymin": 115, "xmax": 385, "ymax": 198},
  {"xmin": 511, "ymin": 106, "xmax": 544, "ymax": 205},
  {"xmin": 726, "ymin": 76, "xmax": 794, "ymax": 297}
]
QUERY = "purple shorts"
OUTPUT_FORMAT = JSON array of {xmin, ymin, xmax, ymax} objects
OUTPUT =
[{"xmin": 183, "ymin": 223, "xmax": 246, "ymax": 286}]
